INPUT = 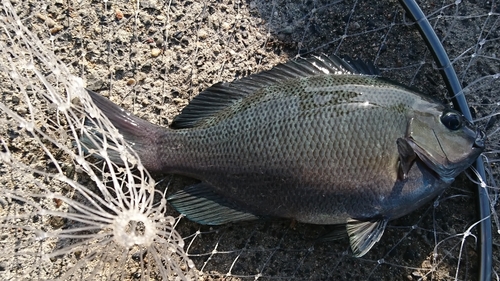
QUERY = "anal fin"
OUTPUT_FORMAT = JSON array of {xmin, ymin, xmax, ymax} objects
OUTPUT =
[
  {"xmin": 317, "ymin": 224, "xmax": 348, "ymax": 242},
  {"xmin": 167, "ymin": 183, "xmax": 258, "ymax": 225},
  {"xmin": 346, "ymin": 218, "xmax": 388, "ymax": 257}
]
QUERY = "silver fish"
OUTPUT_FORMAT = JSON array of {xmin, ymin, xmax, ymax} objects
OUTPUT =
[{"xmin": 84, "ymin": 55, "xmax": 485, "ymax": 257}]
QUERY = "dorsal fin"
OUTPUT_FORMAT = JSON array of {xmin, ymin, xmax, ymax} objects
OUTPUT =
[
  {"xmin": 341, "ymin": 56, "xmax": 380, "ymax": 76},
  {"xmin": 171, "ymin": 54, "xmax": 379, "ymax": 129}
]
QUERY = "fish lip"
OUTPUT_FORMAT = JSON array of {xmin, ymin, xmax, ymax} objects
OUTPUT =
[{"xmin": 473, "ymin": 129, "xmax": 486, "ymax": 149}]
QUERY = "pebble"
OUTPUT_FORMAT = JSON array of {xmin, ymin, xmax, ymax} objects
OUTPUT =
[
  {"xmin": 198, "ymin": 29, "xmax": 208, "ymax": 39},
  {"xmin": 36, "ymin": 13, "xmax": 56, "ymax": 27},
  {"xmin": 281, "ymin": 26, "xmax": 294, "ymax": 34},
  {"xmin": 172, "ymin": 98, "xmax": 188, "ymax": 106},
  {"xmin": 50, "ymin": 26, "xmax": 63, "ymax": 34},
  {"xmin": 16, "ymin": 106, "xmax": 27, "ymax": 114},
  {"xmin": 349, "ymin": 21, "xmax": 361, "ymax": 30},
  {"xmin": 221, "ymin": 22, "xmax": 231, "ymax": 30},
  {"xmin": 136, "ymin": 72, "xmax": 147, "ymax": 82},
  {"xmin": 49, "ymin": 216, "xmax": 66, "ymax": 229},
  {"xmin": 116, "ymin": 29, "xmax": 132, "ymax": 43},
  {"xmin": 412, "ymin": 271, "xmax": 422, "ymax": 278},
  {"xmin": 126, "ymin": 78, "xmax": 136, "ymax": 86},
  {"xmin": 115, "ymin": 9, "xmax": 124, "ymax": 20},
  {"xmin": 139, "ymin": 0, "xmax": 158, "ymax": 9},
  {"xmin": 151, "ymin": 48, "xmax": 162, "ymax": 57}
]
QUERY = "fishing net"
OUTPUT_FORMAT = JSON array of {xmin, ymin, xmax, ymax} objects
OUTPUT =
[{"xmin": 0, "ymin": 0, "xmax": 499, "ymax": 280}]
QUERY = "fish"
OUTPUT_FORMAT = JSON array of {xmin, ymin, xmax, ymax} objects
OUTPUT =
[{"xmin": 84, "ymin": 54, "xmax": 485, "ymax": 257}]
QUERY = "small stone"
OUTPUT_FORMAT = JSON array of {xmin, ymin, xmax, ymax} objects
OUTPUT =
[
  {"xmin": 11, "ymin": 95, "xmax": 20, "ymax": 105},
  {"xmin": 412, "ymin": 271, "xmax": 422, "ymax": 278},
  {"xmin": 49, "ymin": 216, "xmax": 66, "ymax": 229},
  {"xmin": 198, "ymin": 29, "xmax": 208, "ymax": 39},
  {"xmin": 172, "ymin": 98, "xmax": 188, "ymax": 106},
  {"xmin": 127, "ymin": 78, "xmax": 136, "ymax": 86},
  {"xmin": 139, "ymin": 0, "xmax": 158, "ymax": 9},
  {"xmin": 16, "ymin": 106, "xmax": 27, "ymax": 114},
  {"xmin": 116, "ymin": 29, "xmax": 132, "ymax": 43},
  {"xmin": 46, "ymin": 18, "xmax": 57, "ymax": 28},
  {"xmin": 136, "ymin": 72, "xmax": 147, "ymax": 82},
  {"xmin": 36, "ymin": 13, "xmax": 56, "ymax": 27},
  {"xmin": 50, "ymin": 25, "xmax": 63, "ymax": 34},
  {"xmin": 115, "ymin": 9, "xmax": 124, "ymax": 20},
  {"xmin": 349, "ymin": 21, "xmax": 361, "ymax": 30},
  {"xmin": 173, "ymin": 31, "xmax": 183, "ymax": 40},
  {"xmin": 155, "ymin": 38, "xmax": 164, "ymax": 47},
  {"xmin": 74, "ymin": 250, "xmax": 82, "ymax": 259},
  {"xmin": 221, "ymin": 22, "xmax": 231, "ymax": 30},
  {"xmin": 151, "ymin": 48, "xmax": 162, "ymax": 57},
  {"xmin": 281, "ymin": 26, "xmax": 294, "ymax": 34},
  {"xmin": 87, "ymin": 41, "xmax": 97, "ymax": 52},
  {"xmin": 53, "ymin": 198, "xmax": 63, "ymax": 208}
]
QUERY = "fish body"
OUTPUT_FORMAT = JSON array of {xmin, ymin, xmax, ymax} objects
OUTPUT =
[{"xmin": 85, "ymin": 55, "xmax": 485, "ymax": 257}]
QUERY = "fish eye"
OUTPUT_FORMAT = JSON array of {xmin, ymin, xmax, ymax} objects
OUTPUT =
[{"xmin": 440, "ymin": 111, "xmax": 463, "ymax": 131}]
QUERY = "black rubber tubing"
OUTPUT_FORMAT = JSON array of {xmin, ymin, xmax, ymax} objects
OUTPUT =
[{"xmin": 397, "ymin": 1, "xmax": 492, "ymax": 280}]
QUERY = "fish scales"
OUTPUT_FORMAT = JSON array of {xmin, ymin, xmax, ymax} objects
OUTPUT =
[
  {"xmin": 84, "ymin": 55, "xmax": 484, "ymax": 257},
  {"xmin": 165, "ymin": 79, "xmax": 408, "ymax": 215},
  {"xmin": 162, "ymin": 78, "xmax": 413, "ymax": 208}
]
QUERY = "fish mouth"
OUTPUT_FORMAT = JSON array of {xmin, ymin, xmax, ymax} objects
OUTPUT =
[
  {"xmin": 409, "ymin": 144, "xmax": 454, "ymax": 183},
  {"xmin": 473, "ymin": 129, "xmax": 486, "ymax": 150}
]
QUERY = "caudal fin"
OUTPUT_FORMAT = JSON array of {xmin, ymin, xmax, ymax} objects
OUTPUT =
[{"xmin": 82, "ymin": 90, "xmax": 166, "ymax": 172}]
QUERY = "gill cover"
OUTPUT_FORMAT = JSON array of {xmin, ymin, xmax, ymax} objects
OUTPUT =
[{"xmin": 406, "ymin": 106, "xmax": 484, "ymax": 182}]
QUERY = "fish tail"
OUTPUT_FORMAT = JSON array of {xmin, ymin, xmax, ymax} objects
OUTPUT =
[{"xmin": 82, "ymin": 90, "xmax": 166, "ymax": 172}]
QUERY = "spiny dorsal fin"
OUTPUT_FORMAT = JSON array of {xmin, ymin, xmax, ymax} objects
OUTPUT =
[
  {"xmin": 171, "ymin": 54, "xmax": 379, "ymax": 129},
  {"xmin": 167, "ymin": 182, "xmax": 258, "ymax": 225},
  {"xmin": 346, "ymin": 218, "xmax": 388, "ymax": 257}
]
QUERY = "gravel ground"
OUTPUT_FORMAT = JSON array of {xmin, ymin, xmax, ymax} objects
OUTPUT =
[{"xmin": 1, "ymin": 0, "xmax": 499, "ymax": 280}]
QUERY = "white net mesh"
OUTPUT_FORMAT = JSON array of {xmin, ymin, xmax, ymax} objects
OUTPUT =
[{"xmin": 0, "ymin": 0, "xmax": 499, "ymax": 280}]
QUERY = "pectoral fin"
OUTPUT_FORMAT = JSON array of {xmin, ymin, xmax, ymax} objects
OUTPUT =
[
  {"xmin": 396, "ymin": 138, "xmax": 417, "ymax": 180},
  {"xmin": 167, "ymin": 183, "xmax": 258, "ymax": 225},
  {"xmin": 346, "ymin": 218, "xmax": 388, "ymax": 257}
]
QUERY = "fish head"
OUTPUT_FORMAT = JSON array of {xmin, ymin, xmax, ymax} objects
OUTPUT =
[{"xmin": 406, "ymin": 104, "xmax": 485, "ymax": 182}]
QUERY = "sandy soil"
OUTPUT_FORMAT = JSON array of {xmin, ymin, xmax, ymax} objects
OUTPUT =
[{"xmin": 1, "ymin": 0, "xmax": 499, "ymax": 280}]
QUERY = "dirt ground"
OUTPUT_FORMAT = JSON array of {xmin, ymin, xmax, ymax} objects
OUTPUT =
[{"xmin": 1, "ymin": 0, "xmax": 499, "ymax": 280}]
